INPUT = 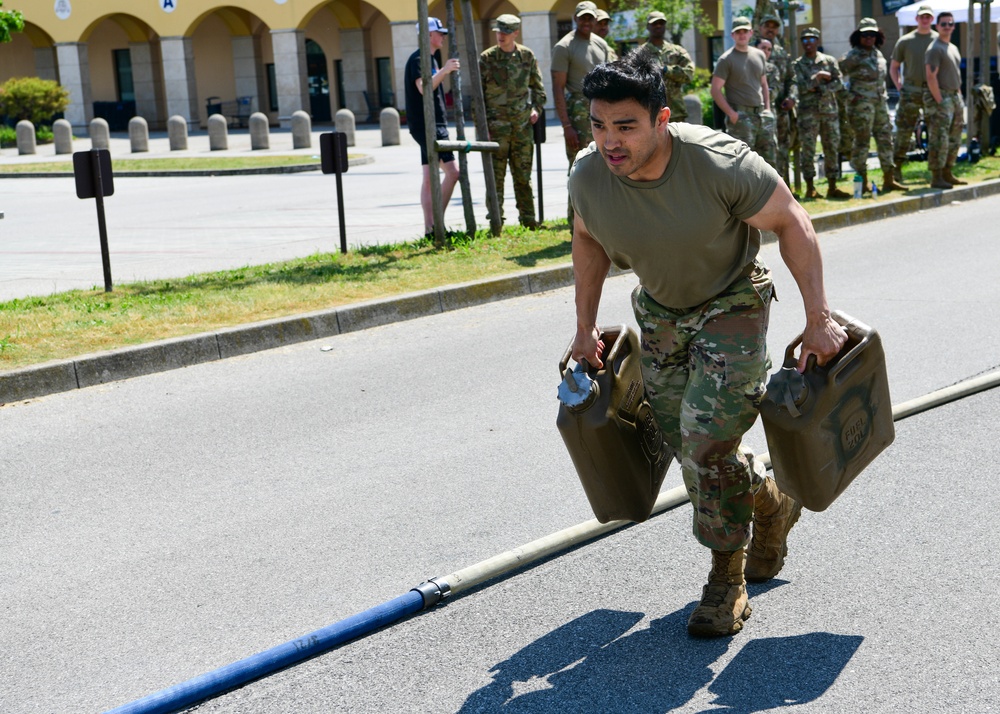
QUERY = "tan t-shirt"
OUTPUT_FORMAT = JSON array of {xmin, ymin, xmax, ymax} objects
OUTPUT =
[
  {"xmin": 713, "ymin": 47, "xmax": 767, "ymax": 107},
  {"xmin": 551, "ymin": 32, "xmax": 613, "ymax": 98},
  {"xmin": 568, "ymin": 123, "xmax": 779, "ymax": 309},
  {"xmin": 892, "ymin": 29, "xmax": 938, "ymax": 89},
  {"xmin": 925, "ymin": 39, "xmax": 962, "ymax": 93}
]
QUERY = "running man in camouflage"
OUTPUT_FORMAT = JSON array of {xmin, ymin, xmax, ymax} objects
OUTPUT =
[
  {"xmin": 480, "ymin": 14, "xmax": 547, "ymax": 228},
  {"xmin": 638, "ymin": 11, "xmax": 694, "ymax": 122},
  {"xmin": 794, "ymin": 27, "xmax": 851, "ymax": 199}
]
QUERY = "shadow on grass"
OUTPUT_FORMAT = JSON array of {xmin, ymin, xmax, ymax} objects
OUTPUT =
[{"xmin": 506, "ymin": 240, "xmax": 572, "ymax": 267}]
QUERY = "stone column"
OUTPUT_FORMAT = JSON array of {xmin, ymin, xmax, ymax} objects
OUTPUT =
[
  {"xmin": 340, "ymin": 28, "xmax": 368, "ymax": 118},
  {"xmin": 232, "ymin": 35, "xmax": 262, "ymax": 115},
  {"xmin": 819, "ymin": 0, "xmax": 855, "ymax": 62},
  {"xmin": 130, "ymin": 42, "xmax": 161, "ymax": 129},
  {"xmin": 270, "ymin": 28, "xmax": 308, "ymax": 128},
  {"xmin": 54, "ymin": 43, "xmax": 93, "ymax": 135},
  {"xmin": 34, "ymin": 46, "xmax": 58, "ymax": 82},
  {"xmin": 520, "ymin": 12, "xmax": 557, "ymax": 114},
  {"xmin": 160, "ymin": 36, "xmax": 199, "ymax": 131},
  {"xmin": 391, "ymin": 21, "xmax": 418, "ymax": 112}
]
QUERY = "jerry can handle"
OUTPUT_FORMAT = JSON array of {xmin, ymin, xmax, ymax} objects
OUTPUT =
[
  {"xmin": 782, "ymin": 311, "xmax": 873, "ymax": 384},
  {"xmin": 559, "ymin": 324, "xmax": 630, "ymax": 376}
]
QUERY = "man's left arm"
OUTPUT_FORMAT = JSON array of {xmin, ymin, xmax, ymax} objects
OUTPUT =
[
  {"xmin": 744, "ymin": 182, "xmax": 847, "ymax": 371},
  {"xmin": 529, "ymin": 54, "xmax": 547, "ymax": 122}
]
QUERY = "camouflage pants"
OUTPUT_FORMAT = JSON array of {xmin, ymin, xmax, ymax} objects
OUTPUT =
[
  {"xmin": 798, "ymin": 110, "xmax": 840, "ymax": 179},
  {"xmin": 490, "ymin": 125, "xmax": 536, "ymax": 226},
  {"xmin": 893, "ymin": 87, "xmax": 926, "ymax": 165},
  {"xmin": 922, "ymin": 89, "xmax": 965, "ymax": 170},
  {"xmin": 725, "ymin": 106, "xmax": 777, "ymax": 169},
  {"xmin": 847, "ymin": 94, "xmax": 894, "ymax": 174},
  {"xmin": 837, "ymin": 89, "xmax": 854, "ymax": 157},
  {"xmin": 776, "ymin": 108, "xmax": 794, "ymax": 181},
  {"xmin": 566, "ymin": 94, "xmax": 594, "ymax": 226},
  {"xmin": 632, "ymin": 262, "xmax": 773, "ymax": 551}
]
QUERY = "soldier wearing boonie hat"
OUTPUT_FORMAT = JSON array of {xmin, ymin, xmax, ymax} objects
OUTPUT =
[
  {"xmin": 480, "ymin": 13, "xmax": 547, "ymax": 227},
  {"xmin": 637, "ymin": 8, "xmax": 694, "ymax": 121},
  {"xmin": 889, "ymin": 4, "xmax": 938, "ymax": 181},
  {"xmin": 552, "ymin": 0, "xmax": 614, "ymax": 228},
  {"xmin": 841, "ymin": 17, "xmax": 902, "ymax": 194}
]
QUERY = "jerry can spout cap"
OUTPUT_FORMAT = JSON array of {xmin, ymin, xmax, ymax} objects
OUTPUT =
[{"xmin": 558, "ymin": 362, "xmax": 598, "ymax": 410}]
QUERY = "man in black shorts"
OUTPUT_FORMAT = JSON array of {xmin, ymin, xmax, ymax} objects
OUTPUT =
[{"xmin": 404, "ymin": 17, "xmax": 461, "ymax": 235}]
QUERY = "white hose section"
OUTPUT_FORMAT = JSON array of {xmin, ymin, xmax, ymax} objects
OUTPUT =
[
  {"xmin": 441, "ymin": 485, "xmax": 690, "ymax": 597},
  {"xmin": 439, "ymin": 370, "xmax": 1000, "ymax": 598}
]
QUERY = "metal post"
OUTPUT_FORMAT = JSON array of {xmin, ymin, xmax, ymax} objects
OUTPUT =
[
  {"xmin": 461, "ymin": 0, "xmax": 502, "ymax": 236},
  {"xmin": 534, "ymin": 108, "xmax": 546, "ymax": 223},
  {"xmin": 446, "ymin": 0, "xmax": 476, "ymax": 238},
  {"xmin": 417, "ymin": 0, "xmax": 445, "ymax": 244},
  {"xmin": 90, "ymin": 149, "xmax": 113, "ymax": 292}
]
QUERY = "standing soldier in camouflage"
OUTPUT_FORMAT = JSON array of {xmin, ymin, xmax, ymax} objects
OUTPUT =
[
  {"xmin": 480, "ymin": 13, "xmax": 547, "ymax": 228},
  {"xmin": 890, "ymin": 5, "xmax": 938, "ymax": 182},
  {"xmin": 638, "ymin": 11, "xmax": 694, "ymax": 122},
  {"xmin": 755, "ymin": 38, "xmax": 782, "ymax": 181},
  {"xmin": 552, "ymin": 0, "xmax": 614, "ymax": 226},
  {"xmin": 756, "ymin": 13, "xmax": 797, "ymax": 185},
  {"xmin": 711, "ymin": 16, "xmax": 776, "ymax": 168},
  {"xmin": 840, "ymin": 18, "xmax": 903, "ymax": 194},
  {"xmin": 794, "ymin": 27, "xmax": 850, "ymax": 199},
  {"xmin": 924, "ymin": 11, "xmax": 966, "ymax": 189}
]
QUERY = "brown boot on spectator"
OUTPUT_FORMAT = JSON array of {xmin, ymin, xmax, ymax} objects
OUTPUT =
[
  {"xmin": 882, "ymin": 171, "xmax": 905, "ymax": 193},
  {"xmin": 827, "ymin": 178, "xmax": 851, "ymax": 199},
  {"xmin": 893, "ymin": 165, "xmax": 907, "ymax": 184},
  {"xmin": 942, "ymin": 166, "xmax": 968, "ymax": 185},
  {"xmin": 687, "ymin": 548, "xmax": 751, "ymax": 638},
  {"xmin": 804, "ymin": 178, "xmax": 819, "ymax": 199},
  {"xmin": 931, "ymin": 170, "xmax": 953, "ymax": 189}
]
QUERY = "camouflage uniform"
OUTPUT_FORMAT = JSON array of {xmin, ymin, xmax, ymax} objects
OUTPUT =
[
  {"xmin": 632, "ymin": 262, "xmax": 773, "ymax": 550},
  {"xmin": 840, "ymin": 46, "xmax": 894, "ymax": 176},
  {"xmin": 638, "ymin": 40, "xmax": 695, "ymax": 121},
  {"xmin": 891, "ymin": 28, "xmax": 938, "ymax": 166},
  {"xmin": 714, "ymin": 45, "xmax": 777, "ymax": 169},
  {"xmin": 480, "ymin": 41, "xmax": 546, "ymax": 227},
  {"xmin": 923, "ymin": 38, "xmax": 965, "ymax": 171},
  {"xmin": 768, "ymin": 39, "xmax": 798, "ymax": 182},
  {"xmin": 794, "ymin": 51, "xmax": 844, "ymax": 179}
]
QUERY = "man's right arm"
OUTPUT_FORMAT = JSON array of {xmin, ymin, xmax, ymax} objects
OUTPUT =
[
  {"xmin": 570, "ymin": 213, "xmax": 611, "ymax": 368},
  {"xmin": 711, "ymin": 75, "xmax": 738, "ymax": 124},
  {"xmin": 552, "ymin": 71, "xmax": 579, "ymax": 152},
  {"xmin": 889, "ymin": 59, "xmax": 903, "ymax": 91}
]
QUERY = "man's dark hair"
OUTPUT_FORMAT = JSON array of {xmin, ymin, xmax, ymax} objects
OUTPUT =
[
  {"xmin": 582, "ymin": 50, "xmax": 666, "ymax": 124},
  {"xmin": 936, "ymin": 11, "xmax": 954, "ymax": 24}
]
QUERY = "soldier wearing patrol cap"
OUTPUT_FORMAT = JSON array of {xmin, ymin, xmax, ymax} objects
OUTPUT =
[
  {"xmin": 793, "ymin": 27, "xmax": 851, "ymax": 199},
  {"xmin": 552, "ymin": 1, "xmax": 614, "ymax": 227},
  {"xmin": 890, "ymin": 4, "xmax": 938, "ymax": 181},
  {"xmin": 480, "ymin": 14, "xmax": 547, "ymax": 228},
  {"xmin": 638, "ymin": 10, "xmax": 694, "ymax": 122},
  {"xmin": 711, "ymin": 16, "xmax": 776, "ymax": 167},
  {"xmin": 755, "ymin": 12, "xmax": 797, "ymax": 185}
]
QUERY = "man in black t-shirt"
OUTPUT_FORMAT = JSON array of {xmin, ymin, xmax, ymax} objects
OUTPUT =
[{"xmin": 404, "ymin": 17, "xmax": 460, "ymax": 235}]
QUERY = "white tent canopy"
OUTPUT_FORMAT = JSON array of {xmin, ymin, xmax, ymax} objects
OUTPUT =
[{"xmin": 895, "ymin": 0, "xmax": 987, "ymax": 27}]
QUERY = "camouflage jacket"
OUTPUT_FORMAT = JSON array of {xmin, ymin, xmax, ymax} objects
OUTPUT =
[
  {"xmin": 764, "ymin": 60, "xmax": 781, "ymax": 108},
  {"xmin": 479, "ymin": 43, "xmax": 546, "ymax": 124},
  {"xmin": 794, "ymin": 52, "xmax": 843, "ymax": 114},
  {"xmin": 839, "ymin": 47, "xmax": 888, "ymax": 100},
  {"xmin": 768, "ymin": 39, "xmax": 798, "ymax": 106},
  {"xmin": 637, "ymin": 40, "xmax": 694, "ymax": 107}
]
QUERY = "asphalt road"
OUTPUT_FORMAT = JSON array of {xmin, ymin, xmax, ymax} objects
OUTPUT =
[
  {"xmin": 2, "ymin": 194, "xmax": 999, "ymax": 713},
  {"xmin": 0, "ymin": 124, "xmax": 572, "ymax": 302}
]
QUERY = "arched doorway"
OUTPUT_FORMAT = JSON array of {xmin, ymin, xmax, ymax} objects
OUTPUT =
[{"xmin": 306, "ymin": 38, "xmax": 331, "ymax": 122}]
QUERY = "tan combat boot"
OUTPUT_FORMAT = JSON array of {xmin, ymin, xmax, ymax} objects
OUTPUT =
[
  {"xmin": 745, "ymin": 477, "xmax": 803, "ymax": 582},
  {"xmin": 893, "ymin": 165, "xmax": 908, "ymax": 184},
  {"xmin": 930, "ymin": 170, "xmax": 953, "ymax": 189},
  {"xmin": 804, "ymin": 178, "xmax": 820, "ymax": 199},
  {"xmin": 882, "ymin": 170, "xmax": 905, "ymax": 193},
  {"xmin": 687, "ymin": 547, "xmax": 751, "ymax": 638},
  {"xmin": 942, "ymin": 166, "xmax": 968, "ymax": 185},
  {"xmin": 827, "ymin": 177, "xmax": 851, "ymax": 199}
]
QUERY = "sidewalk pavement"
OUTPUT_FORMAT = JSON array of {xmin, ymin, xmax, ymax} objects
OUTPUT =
[{"xmin": 3, "ymin": 128, "xmax": 1000, "ymax": 405}]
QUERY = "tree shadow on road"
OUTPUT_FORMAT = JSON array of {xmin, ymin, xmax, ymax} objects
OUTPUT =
[{"xmin": 457, "ymin": 601, "xmax": 862, "ymax": 713}]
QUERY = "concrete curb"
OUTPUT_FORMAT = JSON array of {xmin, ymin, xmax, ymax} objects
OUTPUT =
[{"xmin": 3, "ymin": 178, "xmax": 999, "ymax": 405}]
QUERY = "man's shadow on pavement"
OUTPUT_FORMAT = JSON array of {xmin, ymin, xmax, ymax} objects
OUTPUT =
[{"xmin": 457, "ymin": 586, "xmax": 862, "ymax": 713}]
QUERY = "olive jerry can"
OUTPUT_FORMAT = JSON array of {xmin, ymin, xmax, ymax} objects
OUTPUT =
[
  {"xmin": 759, "ymin": 311, "xmax": 894, "ymax": 512},
  {"xmin": 556, "ymin": 325, "xmax": 673, "ymax": 523}
]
